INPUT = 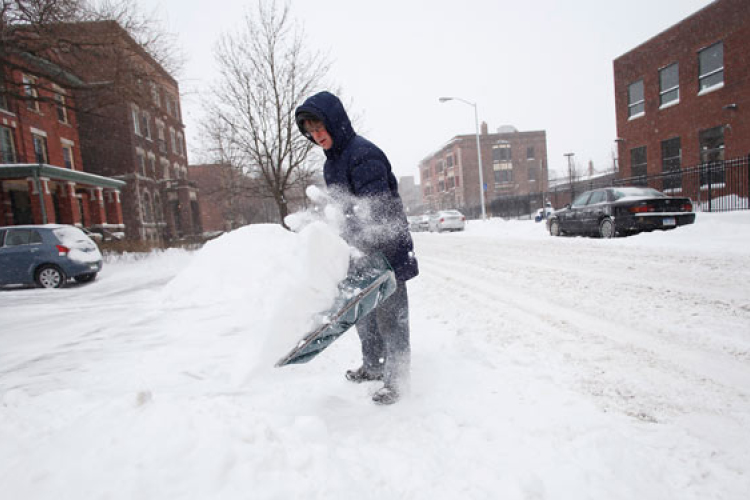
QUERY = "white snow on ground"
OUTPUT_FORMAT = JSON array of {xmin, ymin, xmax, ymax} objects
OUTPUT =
[{"xmin": 1, "ymin": 211, "xmax": 749, "ymax": 499}]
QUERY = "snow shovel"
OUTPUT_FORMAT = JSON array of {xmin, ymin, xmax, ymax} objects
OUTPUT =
[{"xmin": 275, "ymin": 252, "xmax": 397, "ymax": 367}]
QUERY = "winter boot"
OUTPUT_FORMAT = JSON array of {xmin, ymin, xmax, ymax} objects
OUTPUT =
[
  {"xmin": 345, "ymin": 366, "xmax": 384, "ymax": 383},
  {"xmin": 372, "ymin": 386, "xmax": 400, "ymax": 405}
]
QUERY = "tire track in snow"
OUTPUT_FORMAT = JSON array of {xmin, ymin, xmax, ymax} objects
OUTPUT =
[{"xmin": 414, "ymin": 244, "xmax": 750, "ymax": 422}]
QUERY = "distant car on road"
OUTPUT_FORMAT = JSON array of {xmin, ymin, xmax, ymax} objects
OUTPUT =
[
  {"xmin": 547, "ymin": 187, "xmax": 695, "ymax": 238},
  {"xmin": 408, "ymin": 215, "xmax": 430, "ymax": 232},
  {"xmin": 428, "ymin": 210, "xmax": 466, "ymax": 232},
  {"xmin": 0, "ymin": 225, "xmax": 103, "ymax": 288}
]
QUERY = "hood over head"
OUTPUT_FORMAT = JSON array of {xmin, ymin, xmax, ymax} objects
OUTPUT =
[{"xmin": 295, "ymin": 91, "xmax": 356, "ymax": 155}]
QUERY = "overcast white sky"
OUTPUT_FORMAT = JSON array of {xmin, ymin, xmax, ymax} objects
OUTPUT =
[{"xmin": 141, "ymin": 0, "xmax": 713, "ymax": 180}]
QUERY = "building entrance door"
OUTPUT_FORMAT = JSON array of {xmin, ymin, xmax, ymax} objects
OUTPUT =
[{"xmin": 9, "ymin": 190, "xmax": 33, "ymax": 225}]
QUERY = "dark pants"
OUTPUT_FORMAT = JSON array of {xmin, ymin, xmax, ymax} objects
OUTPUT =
[{"xmin": 356, "ymin": 280, "xmax": 410, "ymax": 390}]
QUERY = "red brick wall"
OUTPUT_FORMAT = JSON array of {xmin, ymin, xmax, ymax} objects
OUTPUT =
[
  {"xmin": 5, "ymin": 66, "xmax": 85, "ymax": 171},
  {"xmin": 614, "ymin": 0, "xmax": 750, "ymax": 175}
]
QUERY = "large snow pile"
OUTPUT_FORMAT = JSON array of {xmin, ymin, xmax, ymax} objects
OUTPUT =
[{"xmin": 162, "ymin": 220, "xmax": 351, "ymax": 380}]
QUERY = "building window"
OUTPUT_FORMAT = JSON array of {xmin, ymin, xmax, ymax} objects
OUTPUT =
[
  {"xmin": 526, "ymin": 146, "xmax": 535, "ymax": 160},
  {"xmin": 494, "ymin": 164, "xmax": 512, "ymax": 184},
  {"xmin": 132, "ymin": 105, "xmax": 141, "ymax": 136},
  {"xmin": 1, "ymin": 126, "xmax": 16, "ymax": 163},
  {"xmin": 661, "ymin": 137, "xmax": 681, "ymax": 191},
  {"xmin": 32, "ymin": 133, "xmax": 48, "ymax": 164},
  {"xmin": 170, "ymin": 96, "xmax": 180, "ymax": 118},
  {"xmin": 154, "ymin": 192, "xmax": 164, "ymax": 221},
  {"xmin": 0, "ymin": 74, "xmax": 9, "ymax": 112},
  {"xmin": 151, "ymin": 82, "xmax": 161, "ymax": 107},
  {"xmin": 149, "ymin": 155, "xmax": 157, "ymax": 178},
  {"xmin": 628, "ymin": 80, "xmax": 645, "ymax": 118},
  {"xmin": 62, "ymin": 144, "xmax": 75, "ymax": 169},
  {"xmin": 492, "ymin": 142, "xmax": 511, "ymax": 162},
  {"xmin": 659, "ymin": 63, "xmax": 679, "ymax": 107},
  {"xmin": 142, "ymin": 191, "xmax": 153, "ymax": 222},
  {"xmin": 446, "ymin": 154, "xmax": 454, "ymax": 167},
  {"xmin": 170, "ymin": 127, "xmax": 177, "ymax": 153},
  {"xmin": 23, "ymin": 75, "xmax": 39, "ymax": 112},
  {"xmin": 492, "ymin": 142, "xmax": 512, "ymax": 184},
  {"xmin": 137, "ymin": 151, "xmax": 146, "ymax": 176},
  {"xmin": 699, "ymin": 126, "xmax": 725, "ymax": 185},
  {"xmin": 54, "ymin": 87, "xmax": 69, "ymax": 123},
  {"xmin": 630, "ymin": 146, "xmax": 647, "ymax": 184},
  {"xmin": 177, "ymin": 132, "xmax": 185, "ymax": 157},
  {"xmin": 698, "ymin": 42, "xmax": 723, "ymax": 93},
  {"xmin": 528, "ymin": 167, "xmax": 538, "ymax": 181},
  {"xmin": 157, "ymin": 123, "xmax": 167, "ymax": 153},
  {"xmin": 141, "ymin": 111, "xmax": 152, "ymax": 140}
]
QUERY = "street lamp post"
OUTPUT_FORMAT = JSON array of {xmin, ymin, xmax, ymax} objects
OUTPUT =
[
  {"xmin": 564, "ymin": 152, "xmax": 576, "ymax": 201},
  {"xmin": 439, "ymin": 96, "xmax": 487, "ymax": 220}
]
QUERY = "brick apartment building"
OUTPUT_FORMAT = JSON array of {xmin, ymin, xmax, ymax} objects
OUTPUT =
[
  {"xmin": 47, "ymin": 21, "xmax": 200, "ymax": 242},
  {"xmin": 420, "ymin": 124, "xmax": 548, "ymax": 217},
  {"xmin": 0, "ymin": 53, "xmax": 125, "ymax": 229},
  {"xmin": 614, "ymin": 0, "xmax": 750, "ymax": 182}
]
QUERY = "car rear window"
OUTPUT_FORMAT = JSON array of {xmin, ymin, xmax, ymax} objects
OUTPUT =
[
  {"xmin": 612, "ymin": 188, "xmax": 665, "ymax": 200},
  {"xmin": 53, "ymin": 227, "xmax": 91, "ymax": 246}
]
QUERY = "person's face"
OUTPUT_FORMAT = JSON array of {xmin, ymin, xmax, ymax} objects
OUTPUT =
[{"xmin": 305, "ymin": 120, "xmax": 333, "ymax": 150}]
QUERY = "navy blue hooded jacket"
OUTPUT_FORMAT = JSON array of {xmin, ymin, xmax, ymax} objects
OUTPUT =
[{"xmin": 296, "ymin": 91, "xmax": 418, "ymax": 281}]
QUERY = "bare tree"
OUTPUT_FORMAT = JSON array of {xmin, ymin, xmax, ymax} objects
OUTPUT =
[{"xmin": 205, "ymin": 0, "xmax": 330, "ymax": 227}]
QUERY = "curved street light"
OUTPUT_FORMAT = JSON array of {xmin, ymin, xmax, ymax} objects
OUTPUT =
[{"xmin": 439, "ymin": 96, "xmax": 487, "ymax": 220}]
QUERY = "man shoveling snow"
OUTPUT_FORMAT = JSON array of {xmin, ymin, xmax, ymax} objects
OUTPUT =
[{"xmin": 295, "ymin": 91, "xmax": 419, "ymax": 405}]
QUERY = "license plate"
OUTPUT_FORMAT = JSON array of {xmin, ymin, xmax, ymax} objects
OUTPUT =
[
  {"xmin": 90, "ymin": 264, "xmax": 99, "ymax": 270},
  {"xmin": 663, "ymin": 217, "xmax": 676, "ymax": 226}
]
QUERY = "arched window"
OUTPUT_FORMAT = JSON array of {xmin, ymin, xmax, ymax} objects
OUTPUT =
[
  {"xmin": 142, "ymin": 190, "xmax": 153, "ymax": 222},
  {"xmin": 153, "ymin": 192, "xmax": 164, "ymax": 222}
]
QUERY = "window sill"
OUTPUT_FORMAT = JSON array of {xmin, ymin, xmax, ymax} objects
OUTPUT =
[
  {"xmin": 0, "ymin": 108, "xmax": 16, "ymax": 118},
  {"xmin": 628, "ymin": 112, "xmax": 645, "ymax": 121},
  {"xmin": 659, "ymin": 99, "xmax": 680, "ymax": 110},
  {"xmin": 698, "ymin": 82, "xmax": 724, "ymax": 96},
  {"xmin": 700, "ymin": 182, "xmax": 726, "ymax": 190}
]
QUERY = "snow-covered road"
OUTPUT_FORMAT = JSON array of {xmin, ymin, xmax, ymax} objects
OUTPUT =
[{"xmin": 1, "ymin": 213, "xmax": 749, "ymax": 499}]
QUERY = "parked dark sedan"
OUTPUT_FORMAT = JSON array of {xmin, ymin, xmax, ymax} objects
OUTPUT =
[
  {"xmin": 0, "ymin": 225, "xmax": 103, "ymax": 288},
  {"xmin": 547, "ymin": 187, "xmax": 695, "ymax": 238}
]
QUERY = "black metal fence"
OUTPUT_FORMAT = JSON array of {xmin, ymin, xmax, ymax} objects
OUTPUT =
[
  {"xmin": 540, "ymin": 156, "xmax": 749, "ymax": 217},
  {"xmin": 449, "ymin": 156, "xmax": 750, "ymax": 220}
]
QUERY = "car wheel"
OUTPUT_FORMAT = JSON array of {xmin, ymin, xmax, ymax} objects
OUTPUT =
[
  {"xmin": 599, "ymin": 218, "xmax": 615, "ymax": 239},
  {"xmin": 550, "ymin": 220, "xmax": 562, "ymax": 237},
  {"xmin": 35, "ymin": 265, "xmax": 66, "ymax": 288},
  {"xmin": 74, "ymin": 272, "xmax": 98, "ymax": 283}
]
